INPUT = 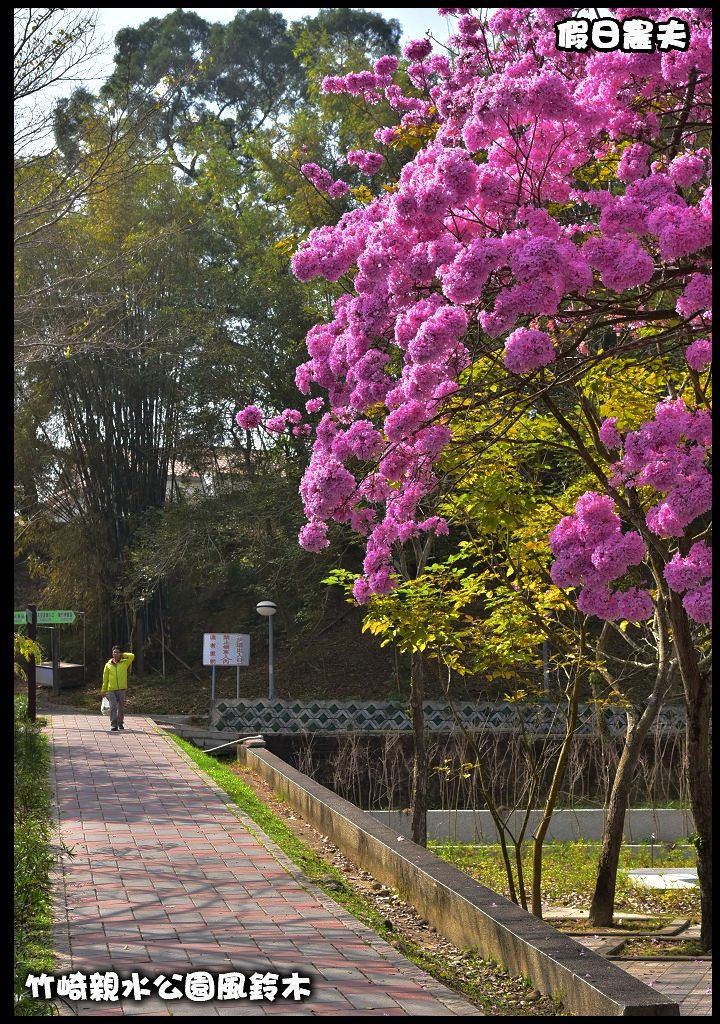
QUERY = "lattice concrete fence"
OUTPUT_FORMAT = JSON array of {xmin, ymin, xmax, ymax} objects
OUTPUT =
[{"xmin": 210, "ymin": 697, "xmax": 688, "ymax": 735}]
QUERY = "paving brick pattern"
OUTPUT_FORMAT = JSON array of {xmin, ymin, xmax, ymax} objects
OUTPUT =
[
  {"xmin": 572, "ymin": 939, "xmax": 711, "ymax": 1015},
  {"xmin": 47, "ymin": 715, "xmax": 482, "ymax": 1017},
  {"xmin": 619, "ymin": 961, "xmax": 712, "ymax": 1017}
]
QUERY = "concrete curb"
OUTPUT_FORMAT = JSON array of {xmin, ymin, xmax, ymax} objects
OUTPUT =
[{"xmin": 238, "ymin": 741, "xmax": 680, "ymax": 1017}]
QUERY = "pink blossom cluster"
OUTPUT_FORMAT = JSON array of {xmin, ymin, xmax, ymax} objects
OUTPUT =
[
  {"xmin": 276, "ymin": 9, "xmax": 713, "ymax": 608},
  {"xmin": 374, "ymin": 126, "xmax": 399, "ymax": 145},
  {"xmin": 646, "ymin": 201, "xmax": 711, "ymax": 262},
  {"xmin": 617, "ymin": 144, "xmax": 651, "ymax": 184},
  {"xmin": 549, "ymin": 493, "xmax": 652, "ymax": 622},
  {"xmin": 301, "ymin": 162, "xmax": 350, "ymax": 200},
  {"xmin": 663, "ymin": 541, "xmax": 712, "ymax": 624},
  {"xmin": 668, "ymin": 153, "xmax": 706, "ymax": 189},
  {"xmin": 347, "ymin": 150, "xmax": 385, "ymax": 175},
  {"xmin": 235, "ymin": 404, "xmax": 314, "ymax": 439},
  {"xmin": 610, "ymin": 399, "xmax": 712, "ymax": 543},
  {"xmin": 298, "ymin": 520, "xmax": 330, "ymax": 552},
  {"xmin": 676, "ymin": 273, "xmax": 712, "ymax": 320},
  {"xmin": 594, "ymin": 399, "xmax": 713, "ymax": 625},
  {"xmin": 685, "ymin": 338, "xmax": 712, "ymax": 371},
  {"xmin": 582, "ymin": 236, "xmax": 654, "ymax": 292},
  {"xmin": 403, "ymin": 38, "xmax": 433, "ymax": 62},
  {"xmin": 235, "ymin": 405, "xmax": 263, "ymax": 430},
  {"xmin": 374, "ymin": 55, "xmax": 399, "ymax": 80},
  {"xmin": 322, "ymin": 71, "xmax": 380, "ymax": 97},
  {"xmin": 503, "ymin": 327, "xmax": 556, "ymax": 374},
  {"xmin": 598, "ymin": 417, "xmax": 622, "ymax": 450},
  {"xmin": 664, "ymin": 540, "xmax": 712, "ymax": 593},
  {"xmin": 291, "ymin": 209, "xmax": 368, "ymax": 282}
]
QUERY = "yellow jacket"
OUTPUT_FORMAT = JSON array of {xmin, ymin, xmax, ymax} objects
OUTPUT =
[{"xmin": 101, "ymin": 652, "xmax": 135, "ymax": 693}]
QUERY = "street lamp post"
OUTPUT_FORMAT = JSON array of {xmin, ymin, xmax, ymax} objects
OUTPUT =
[{"xmin": 256, "ymin": 601, "xmax": 277, "ymax": 700}]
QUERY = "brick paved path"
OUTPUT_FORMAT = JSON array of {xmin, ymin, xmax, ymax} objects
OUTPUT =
[
  {"xmin": 48, "ymin": 715, "xmax": 482, "ymax": 1016},
  {"xmin": 620, "ymin": 961, "xmax": 712, "ymax": 1016},
  {"xmin": 570, "ymin": 931, "xmax": 711, "ymax": 1015}
]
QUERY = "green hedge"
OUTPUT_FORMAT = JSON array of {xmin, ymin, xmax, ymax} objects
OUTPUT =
[{"xmin": 14, "ymin": 696, "xmax": 57, "ymax": 1016}]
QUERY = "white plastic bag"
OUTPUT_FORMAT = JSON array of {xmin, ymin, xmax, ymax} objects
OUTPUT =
[{"xmin": 100, "ymin": 696, "xmax": 110, "ymax": 716}]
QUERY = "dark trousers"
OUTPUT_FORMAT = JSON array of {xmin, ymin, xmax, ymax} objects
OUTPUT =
[{"xmin": 108, "ymin": 690, "xmax": 126, "ymax": 728}]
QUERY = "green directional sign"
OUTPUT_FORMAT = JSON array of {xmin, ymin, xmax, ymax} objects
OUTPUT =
[
  {"xmin": 37, "ymin": 610, "xmax": 77, "ymax": 625},
  {"xmin": 14, "ymin": 610, "xmax": 30, "ymax": 625}
]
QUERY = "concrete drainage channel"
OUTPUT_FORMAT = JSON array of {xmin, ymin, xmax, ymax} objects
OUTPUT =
[
  {"xmin": 231, "ymin": 736, "xmax": 680, "ymax": 1017},
  {"xmin": 370, "ymin": 808, "xmax": 695, "ymax": 845},
  {"xmin": 166, "ymin": 725, "xmax": 695, "ymax": 844},
  {"xmin": 555, "ymin": 916, "xmax": 708, "ymax": 958}
]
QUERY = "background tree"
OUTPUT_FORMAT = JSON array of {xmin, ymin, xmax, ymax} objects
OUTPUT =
[
  {"xmin": 15, "ymin": 7, "xmax": 409, "ymax": 676},
  {"xmin": 15, "ymin": 8, "xmax": 102, "ymax": 154}
]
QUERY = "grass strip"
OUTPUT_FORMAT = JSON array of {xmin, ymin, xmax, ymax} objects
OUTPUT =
[
  {"xmin": 167, "ymin": 733, "xmax": 560, "ymax": 1015},
  {"xmin": 14, "ymin": 696, "xmax": 57, "ymax": 1016},
  {"xmin": 431, "ymin": 839, "xmax": 700, "ymax": 922}
]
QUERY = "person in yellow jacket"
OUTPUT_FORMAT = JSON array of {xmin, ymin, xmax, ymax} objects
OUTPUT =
[{"xmin": 101, "ymin": 645, "xmax": 134, "ymax": 732}]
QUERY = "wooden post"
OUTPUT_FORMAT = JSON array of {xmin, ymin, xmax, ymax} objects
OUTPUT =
[{"xmin": 27, "ymin": 605, "xmax": 37, "ymax": 722}]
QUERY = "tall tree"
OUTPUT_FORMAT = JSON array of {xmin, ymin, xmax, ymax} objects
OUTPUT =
[{"xmin": 242, "ymin": 8, "xmax": 711, "ymax": 943}]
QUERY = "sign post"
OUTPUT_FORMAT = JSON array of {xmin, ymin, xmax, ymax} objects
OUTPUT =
[
  {"xmin": 50, "ymin": 627, "xmax": 61, "ymax": 696},
  {"xmin": 15, "ymin": 611, "xmax": 83, "ymax": 699},
  {"xmin": 202, "ymin": 633, "xmax": 250, "ymax": 707},
  {"xmin": 27, "ymin": 605, "xmax": 37, "ymax": 722}
]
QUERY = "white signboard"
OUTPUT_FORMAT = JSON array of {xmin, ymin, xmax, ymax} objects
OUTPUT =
[{"xmin": 203, "ymin": 633, "xmax": 250, "ymax": 667}]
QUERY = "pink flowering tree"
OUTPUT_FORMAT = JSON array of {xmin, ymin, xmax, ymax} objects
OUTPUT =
[{"xmin": 236, "ymin": 8, "xmax": 711, "ymax": 942}]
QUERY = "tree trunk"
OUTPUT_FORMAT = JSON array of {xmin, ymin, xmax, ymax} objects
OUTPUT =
[
  {"xmin": 531, "ymin": 635, "xmax": 584, "ymax": 918},
  {"xmin": 444, "ymin": 679, "xmax": 522, "ymax": 905},
  {"xmin": 410, "ymin": 651, "xmax": 427, "ymax": 847},
  {"xmin": 133, "ymin": 609, "xmax": 145, "ymax": 676},
  {"xmin": 686, "ymin": 683, "xmax": 712, "ymax": 950},
  {"xmin": 589, "ymin": 667, "xmax": 673, "ymax": 926},
  {"xmin": 588, "ymin": 710, "xmax": 641, "ymax": 926},
  {"xmin": 668, "ymin": 594, "xmax": 711, "ymax": 950}
]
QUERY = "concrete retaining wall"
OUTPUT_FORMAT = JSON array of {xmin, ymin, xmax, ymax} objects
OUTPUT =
[
  {"xmin": 369, "ymin": 808, "xmax": 694, "ymax": 843},
  {"xmin": 237, "ymin": 741, "xmax": 678, "ymax": 1017}
]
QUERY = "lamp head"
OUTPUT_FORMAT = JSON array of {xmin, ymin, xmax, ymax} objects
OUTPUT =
[{"xmin": 256, "ymin": 600, "xmax": 277, "ymax": 617}]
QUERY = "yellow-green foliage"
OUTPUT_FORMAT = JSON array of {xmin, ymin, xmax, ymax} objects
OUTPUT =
[
  {"xmin": 325, "ymin": 345, "xmax": 692, "ymax": 688},
  {"xmin": 14, "ymin": 633, "xmax": 44, "ymax": 681}
]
